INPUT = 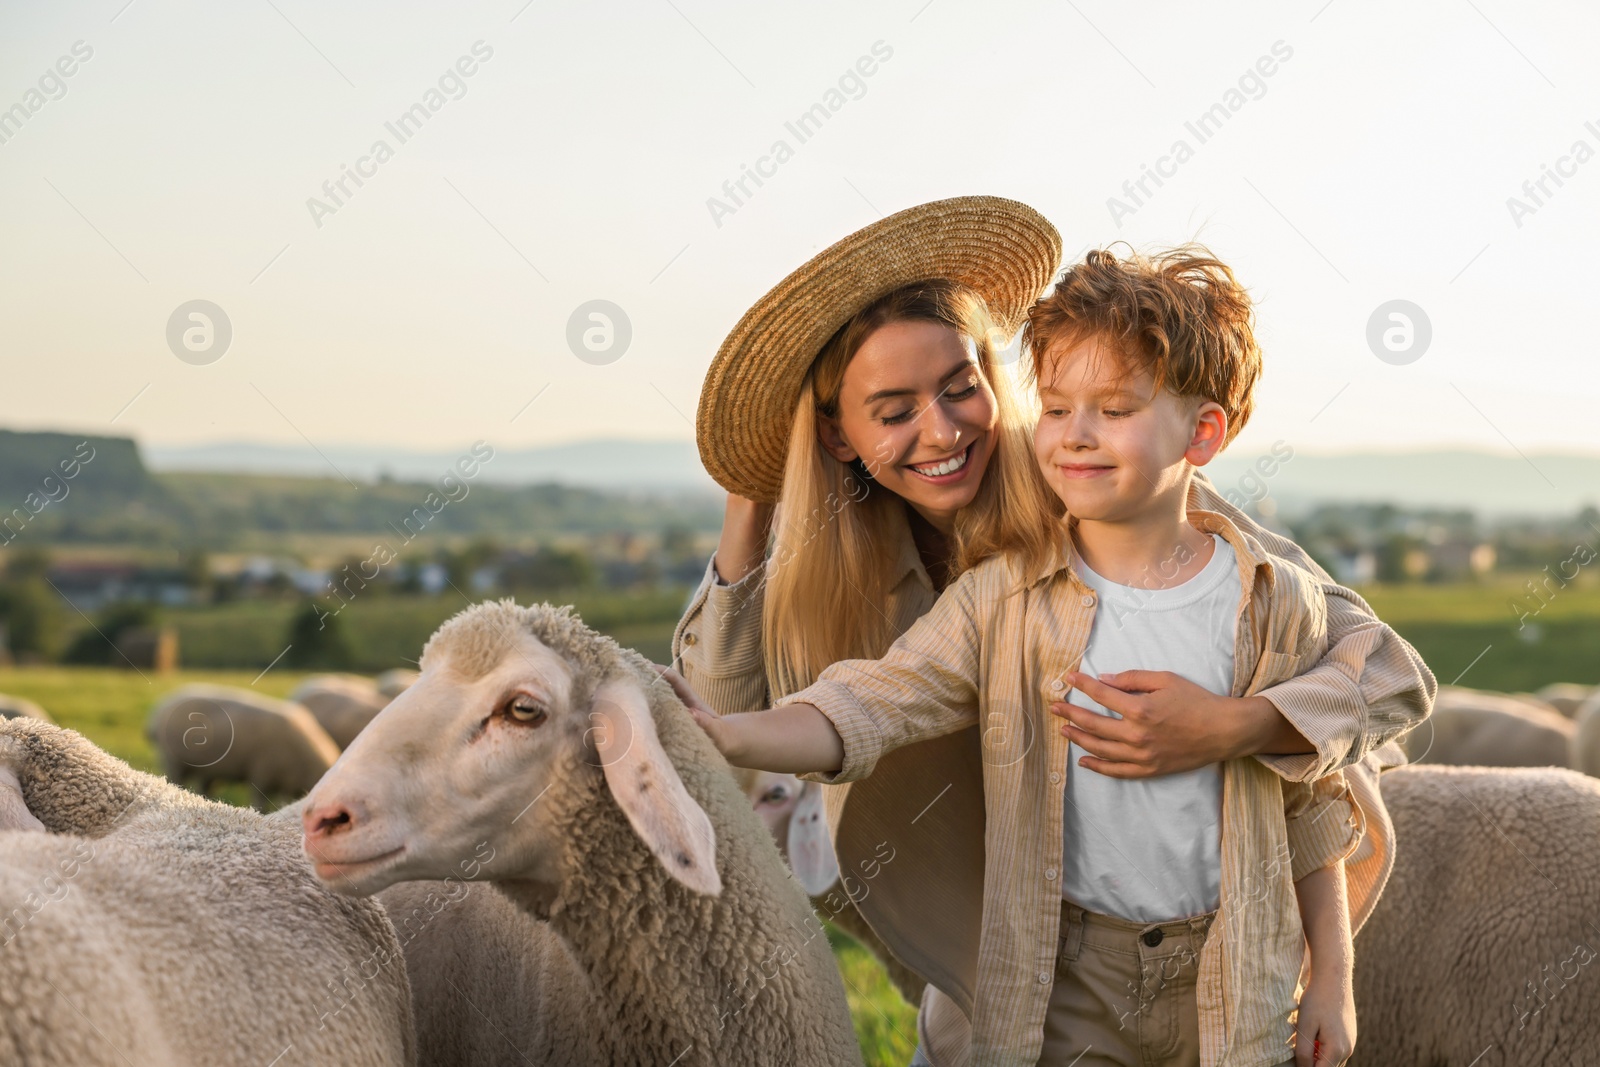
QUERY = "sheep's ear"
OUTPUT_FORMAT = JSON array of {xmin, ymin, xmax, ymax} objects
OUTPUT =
[
  {"xmin": 0, "ymin": 764, "xmax": 45, "ymax": 833},
  {"xmin": 590, "ymin": 679, "xmax": 722, "ymax": 896},
  {"xmin": 787, "ymin": 780, "xmax": 839, "ymax": 896}
]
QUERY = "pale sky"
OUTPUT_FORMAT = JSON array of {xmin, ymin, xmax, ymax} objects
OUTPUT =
[{"xmin": 1, "ymin": 0, "xmax": 1597, "ymax": 480}]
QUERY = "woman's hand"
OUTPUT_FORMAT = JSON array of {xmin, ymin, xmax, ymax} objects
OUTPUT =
[
  {"xmin": 714, "ymin": 494, "xmax": 776, "ymax": 584},
  {"xmin": 1293, "ymin": 964, "xmax": 1356, "ymax": 1066},
  {"xmin": 1049, "ymin": 670, "xmax": 1310, "ymax": 778}
]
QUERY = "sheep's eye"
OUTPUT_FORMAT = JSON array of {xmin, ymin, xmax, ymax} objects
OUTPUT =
[
  {"xmin": 760, "ymin": 784, "xmax": 791, "ymax": 805},
  {"xmin": 504, "ymin": 699, "xmax": 548, "ymax": 726}
]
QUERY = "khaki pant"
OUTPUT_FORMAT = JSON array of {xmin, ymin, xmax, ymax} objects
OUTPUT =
[{"xmin": 1039, "ymin": 900, "xmax": 1216, "ymax": 1067}]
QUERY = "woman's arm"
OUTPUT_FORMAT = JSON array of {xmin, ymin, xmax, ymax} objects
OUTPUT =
[
  {"xmin": 713, "ymin": 495, "xmax": 773, "ymax": 585},
  {"xmin": 670, "ymin": 495, "xmax": 775, "ymax": 716},
  {"xmin": 1291, "ymin": 862, "xmax": 1357, "ymax": 1066},
  {"xmin": 1053, "ymin": 673, "xmax": 1312, "ymax": 778},
  {"xmin": 1057, "ymin": 472, "xmax": 1437, "ymax": 780},
  {"xmin": 1192, "ymin": 470, "xmax": 1438, "ymax": 780}
]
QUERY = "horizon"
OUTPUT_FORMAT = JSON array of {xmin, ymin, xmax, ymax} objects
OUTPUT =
[
  {"xmin": 2, "ymin": 423, "xmax": 1591, "ymax": 461},
  {"xmin": 5, "ymin": 426, "xmax": 1598, "ymax": 517}
]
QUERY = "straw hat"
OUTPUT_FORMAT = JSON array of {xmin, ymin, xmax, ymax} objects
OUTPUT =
[{"xmin": 696, "ymin": 195, "xmax": 1063, "ymax": 503}]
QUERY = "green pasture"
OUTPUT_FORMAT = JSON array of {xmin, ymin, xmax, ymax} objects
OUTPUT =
[
  {"xmin": 162, "ymin": 588, "xmax": 689, "ymax": 672},
  {"xmin": 1361, "ymin": 576, "xmax": 1600, "ymax": 690}
]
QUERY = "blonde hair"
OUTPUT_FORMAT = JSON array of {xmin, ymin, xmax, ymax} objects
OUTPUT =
[{"xmin": 761, "ymin": 280, "xmax": 1060, "ymax": 699}]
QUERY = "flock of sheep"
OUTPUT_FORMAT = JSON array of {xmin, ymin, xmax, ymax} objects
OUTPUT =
[
  {"xmin": 1401, "ymin": 682, "xmax": 1600, "ymax": 777},
  {"xmin": 1, "ymin": 614, "xmax": 1599, "ymax": 1066}
]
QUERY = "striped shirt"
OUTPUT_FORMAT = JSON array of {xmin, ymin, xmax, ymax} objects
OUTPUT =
[
  {"xmin": 787, "ymin": 506, "xmax": 1362, "ymax": 1065},
  {"xmin": 673, "ymin": 473, "xmax": 1436, "ymax": 1067}
]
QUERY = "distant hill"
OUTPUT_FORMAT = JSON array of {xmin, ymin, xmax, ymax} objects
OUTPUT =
[
  {"xmin": 1203, "ymin": 449, "xmax": 1600, "ymax": 518},
  {"xmin": 146, "ymin": 438, "xmax": 1600, "ymax": 517},
  {"xmin": 144, "ymin": 438, "xmax": 719, "ymax": 493},
  {"xmin": 0, "ymin": 432, "xmax": 721, "ymax": 549},
  {"xmin": 0, "ymin": 430, "xmax": 180, "ymax": 543},
  {"xmin": 0, "ymin": 430, "xmax": 160, "ymax": 502}
]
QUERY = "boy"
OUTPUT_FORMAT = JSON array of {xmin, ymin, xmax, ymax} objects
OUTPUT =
[{"xmin": 689, "ymin": 247, "xmax": 1364, "ymax": 1067}]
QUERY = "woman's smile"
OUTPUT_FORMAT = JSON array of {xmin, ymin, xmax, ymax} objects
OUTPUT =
[{"xmin": 906, "ymin": 440, "xmax": 979, "ymax": 484}]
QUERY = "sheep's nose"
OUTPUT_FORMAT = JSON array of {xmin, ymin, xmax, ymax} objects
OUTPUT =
[{"xmin": 302, "ymin": 797, "xmax": 361, "ymax": 841}]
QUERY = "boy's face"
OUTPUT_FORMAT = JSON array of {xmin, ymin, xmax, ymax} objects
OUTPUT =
[{"xmin": 1033, "ymin": 334, "xmax": 1227, "ymax": 523}]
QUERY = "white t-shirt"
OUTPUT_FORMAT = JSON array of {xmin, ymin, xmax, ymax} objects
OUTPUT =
[{"xmin": 1060, "ymin": 533, "xmax": 1240, "ymax": 923}]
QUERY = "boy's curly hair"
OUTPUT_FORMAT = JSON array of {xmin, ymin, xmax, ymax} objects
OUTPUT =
[{"xmin": 1023, "ymin": 244, "xmax": 1261, "ymax": 446}]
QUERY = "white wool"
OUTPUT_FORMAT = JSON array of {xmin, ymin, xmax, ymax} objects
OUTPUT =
[{"xmin": 0, "ymin": 718, "xmax": 416, "ymax": 1066}]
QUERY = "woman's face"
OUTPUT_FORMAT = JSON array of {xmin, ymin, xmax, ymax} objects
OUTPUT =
[{"xmin": 818, "ymin": 319, "xmax": 999, "ymax": 532}]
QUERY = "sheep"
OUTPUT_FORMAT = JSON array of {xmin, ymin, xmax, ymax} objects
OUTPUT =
[
  {"xmin": 375, "ymin": 667, "xmax": 420, "ymax": 699},
  {"xmin": 1536, "ymin": 682, "xmax": 1596, "ymax": 719},
  {"xmin": 1574, "ymin": 692, "xmax": 1600, "ymax": 778},
  {"xmin": 302, "ymin": 599, "xmax": 863, "ymax": 1067},
  {"xmin": 146, "ymin": 684, "xmax": 339, "ymax": 807},
  {"xmin": 291, "ymin": 673, "xmax": 392, "ymax": 749},
  {"xmin": 1352, "ymin": 764, "xmax": 1600, "ymax": 1065},
  {"xmin": 734, "ymin": 767, "xmax": 840, "ymax": 895},
  {"xmin": 0, "ymin": 716, "xmax": 416, "ymax": 1066},
  {"xmin": 0, "ymin": 692, "xmax": 52, "ymax": 722},
  {"xmin": 730, "ymin": 766, "xmax": 928, "ymax": 1007},
  {"xmin": 1401, "ymin": 685, "xmax": 1575, "ymax": 769},
  {"xmin": 373, "ymin": 878, "xmax": 595, "ymax": 1067}
]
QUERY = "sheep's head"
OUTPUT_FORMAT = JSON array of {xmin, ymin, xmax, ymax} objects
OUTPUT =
[
  {"xmin": 301, "ymin": 600, "xmax": 721, "ymax": 899},
  {"xmin": 734, "ymin": 768, "xmax": 839, "ymax": 896}
]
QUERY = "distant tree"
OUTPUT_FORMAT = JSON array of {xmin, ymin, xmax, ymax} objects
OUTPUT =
[
  {"xmin": 180, "ymin": 547, "xmax": 211, "ymax": 601},
  {"xmin": 397, "ymin": 558, "xmax": 426, "ymax": 595},
  {"xmin": 3, "ymin": 547, "xmax": 51, "ymax": 582},
  {"xmin": 439, "ymin": 538, "xmax": 503, "ymax": 592},
  {"xmin": 328, "ymin": 554, "xmax": 385, "ymax": 603},
  {"xmin": 505, "ymin": 546, "xmax": 595, "ymax": 591},
  {"xmin": 1374, "ymin": 533, "xmax": 1423, "ymax": 584},
  {"xmin": 660, "ymin": 525, "xmax": 696, "ymax": 563},
  {"xmin": 284, "ymin": 600, "xmax": 354, "ymax": 669},
  {"xmin": 210, "ymin": 574, "xmax": 239, "ymax": 604},
  {"xmin": 61, "ymin": 601, "xmax": 156, "ymax": 665},
  {"xmin": 0, "ymin": 579, "xmax": 56, "ymax": 659},
  {"xmin": 3, "ymin": 550, "xmax": 64, "ymax": 659}
]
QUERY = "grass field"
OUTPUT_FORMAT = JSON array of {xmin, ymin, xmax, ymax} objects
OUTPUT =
[
  {"xmin": 162, "ymin": 588, "xmax": 691, "ymax": 672},
  {"xmin": 3, "ymin": 576, "xmax": 1594, "ymax": 1066},
  {"xmin": 1361, "ymin": 576, "xmax": 1600, "ymax": 691}
]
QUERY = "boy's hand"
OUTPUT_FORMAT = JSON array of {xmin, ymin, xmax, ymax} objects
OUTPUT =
[
  {"xmin": 651, "ymin": 665, "xmax": 845, "ymax": 776},
  {"xmin": 652, "ymin": 663, "xmax": 715, "ymax": 718},
  {"xmin": 1294, "ymin": 964, "xmax": 1356, "ymax": 1066},
  {"xmin": 1050, "ymin": 670, "xmax": 1292, "ymax": 777},
  {"xmin": 651, "ymin": 663, "xmax": 738, "ymax": 759}
]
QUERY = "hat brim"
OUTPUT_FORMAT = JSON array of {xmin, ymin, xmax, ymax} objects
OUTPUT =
[{"xmin": 696, "ymin": 196, "xmax": 1063, "ymax": 503}]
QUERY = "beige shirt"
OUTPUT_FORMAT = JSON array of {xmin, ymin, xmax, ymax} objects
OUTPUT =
[{"xmin": 673, "ymin": 472, "xmax": 1436, "ymax": 1066}]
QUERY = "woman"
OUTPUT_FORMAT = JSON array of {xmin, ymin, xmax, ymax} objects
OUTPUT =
[{"xmin": 670, "ymin": 197, "xmax": 1432, "ymax": 1065}]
